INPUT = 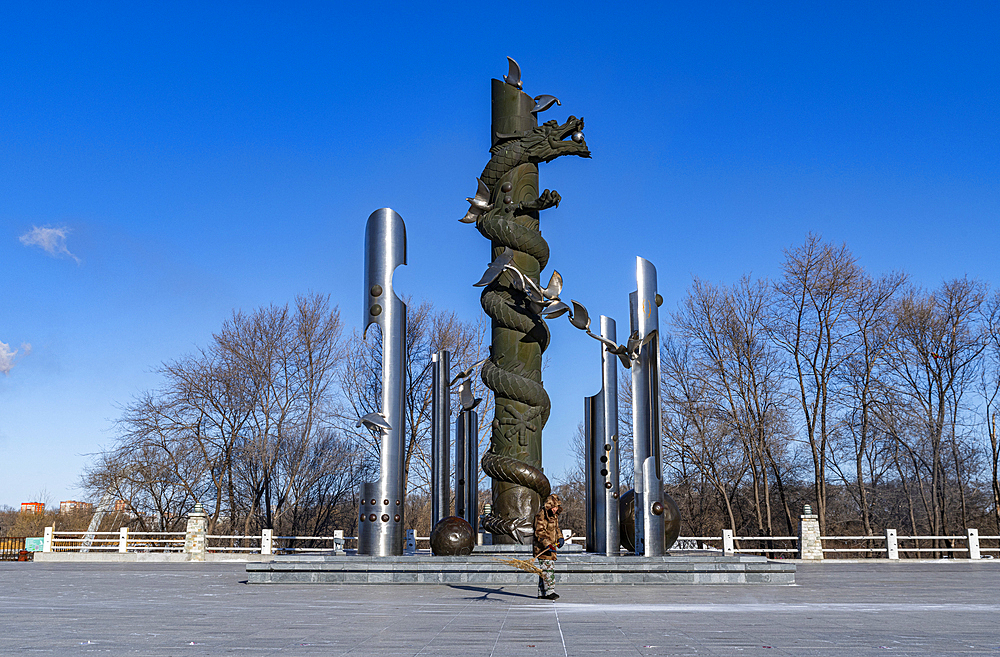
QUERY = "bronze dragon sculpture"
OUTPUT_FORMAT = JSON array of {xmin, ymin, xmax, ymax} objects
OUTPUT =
[{"xmin": 461, "ymin": 59, "xmax": 591, "ymax": 542}]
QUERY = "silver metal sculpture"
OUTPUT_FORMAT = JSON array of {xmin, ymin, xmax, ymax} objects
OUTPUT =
[
  {"xmin": 474, "ymin": 248, "xmax": 646, "ymax": 368},
  {"xmin": 454, "ymin": 379, "xmax": 480, "ymax": 532},
  {"xmin": 431, "ymin": 350, "xmax": 451, "ymax": 528},
  {"xmin": 584, "ymin": 315, "xmax": 621, "ymax": 555},
  {"xmin": 358, "ymin": 208, "xmax": 407, "ymax": 557},
  {"xmin": 630, "ymin": 256, "xmax": 665, "ymax": 556}
]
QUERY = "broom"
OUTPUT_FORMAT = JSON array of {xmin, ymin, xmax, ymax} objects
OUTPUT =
[{"xmin": 490, "ymin": 544, "xmax": 557, "ymax": 577}]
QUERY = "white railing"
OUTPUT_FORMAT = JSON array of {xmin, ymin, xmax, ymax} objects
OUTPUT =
[
  {"xmin": 39, "ymin": 526, "xmax": 1000, "ymax": 560},
  {"xmin": 47, "ymin": 528, "xmax": 185, "ymax": 553}
]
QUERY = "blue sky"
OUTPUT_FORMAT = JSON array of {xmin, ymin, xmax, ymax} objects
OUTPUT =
[{"xmin": 2, "ymin": 2, "xmax": 997, "ymax": 508}]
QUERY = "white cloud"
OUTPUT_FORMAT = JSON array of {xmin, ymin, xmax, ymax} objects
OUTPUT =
[
  {"xmin": 0, "ymin": 341, "xmax": 31, "ymax": 375},
  {"xmin": 19, "ymin": 225, "xmax": 82, "ymax": 264}
]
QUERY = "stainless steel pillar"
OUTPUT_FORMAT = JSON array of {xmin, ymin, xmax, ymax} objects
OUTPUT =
[
  {"xmin": 358, "ymin": 208, "xmax": 407, "ymax": 557},
  {"xmin": 431, "ymin": 350, "xmax": 451, "ymax": 528},
  {"xmin": 584, "ymin": 315, "xmax": 621, "ymax": 555},
  {"xmin": 599, "ymin": 316, "xmax": 621, "ymax": 554},
  {"xmin": 454, "ymin": 386, "xmax": 479, "ymax": 531},
  {"xmin": 629, "ymin": 257, "xmax": 664, "ymax": 556}
]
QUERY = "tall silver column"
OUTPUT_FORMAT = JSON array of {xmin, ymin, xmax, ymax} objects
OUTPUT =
[
  {"xmin": 584, "ymin": 315, "xmax": 621, "ymax": 555},
  {"xmin": 431, "ymin": 350, "xmax": 451, "ymax": 528},
  {"xmin": 630, "ymin": 257, "xmax": 664, "ymax": 556},
  {"xmin": 454, "ymin": 384, "xmax": 479, "ymax": 531},
  {"xmin": 359, "ymin": 208, "xmax": 407, "ymax": 557},
  {"xmin": 599, "ymin": 316, "xmax": 621, "ymax": 554}
]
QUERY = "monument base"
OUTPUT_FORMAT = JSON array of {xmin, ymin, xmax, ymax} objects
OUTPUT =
[{"xmin": 246, "ymin": 552, "xmax": 794, "ymax": 585}]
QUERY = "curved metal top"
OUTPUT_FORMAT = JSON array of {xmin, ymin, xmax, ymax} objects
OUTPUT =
[
  {"xmin": 633, "ymin": 256, "xmax": 659, "ymax": 340},
  {"xmin": 363, "ymin": 208, "xmax": 407, "ymax": 339}
]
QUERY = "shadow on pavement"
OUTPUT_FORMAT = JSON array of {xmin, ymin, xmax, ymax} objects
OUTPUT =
[{"xmin": 448, "ymin": 585, "xmax": 537, "ymax": 600}]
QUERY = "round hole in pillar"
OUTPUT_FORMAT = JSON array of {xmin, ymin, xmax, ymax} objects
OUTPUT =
[
  {"xmin": 360, "ymin": 514, "xmax": 365, "ymax": 522},
  {"xmin": 394, "ymin": 514, "xmax": 401, "ymax": 522},
  {"xmin": 370, "ymin": 304, "xmax": 382, "ymax": 316},
  {"xmin": 396, "ymin": 500, "xmax": 400, "ymax": 506},
  {"xmin": 600, "ymin": 455, "xmax": 608, "ymax": 463},
  {"xmin": 605, "ymin": 482, "xmax": 613, "ymax": 489},
  {"xmin": 370, "ymin": 284, "xmax": 383, "ymax": 297},
  {"xmin": 371, "ymin": 499, "xmax": 377, "ymax": 505},
  {"xmin": 381, "ymin": 514, "xmax": 389, "ymax": 522},
  {"xmin": 605, "ymin": 444, "xmax": 612, "ymax": 451},
  {"xmin": 600, "ymin": 468, "xmax": 608, "ymax": 476},
  {"xmin": 383, "ymin": 499, "xmax": 389, "ymax": 506},
  {"xmin": 369, "ymin": 514, "xmax": 377, "ymax": 522}
]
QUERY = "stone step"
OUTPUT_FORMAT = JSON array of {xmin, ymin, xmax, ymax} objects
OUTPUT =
[{"xmin": 246, "ymin": 553, "xmax": 795, "ymax": 585}]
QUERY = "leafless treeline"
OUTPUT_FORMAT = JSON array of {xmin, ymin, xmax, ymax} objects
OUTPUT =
[
  {"xmin": 82, "ymin": 236, "xmax": 1000, "ymax": 543},
  {"xmin": 660, "ymin": 234, "xmax": 1000, "ymax": 539},
  {"xmin": 82, "ymin": 293, "xmax": 491, "ymax": 537}
]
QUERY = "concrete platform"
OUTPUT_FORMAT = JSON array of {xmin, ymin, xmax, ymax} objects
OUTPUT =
[
  {"xmin": 246, "ymin": 552, "xmax": 795, "ymax": 585},
  {"xmin": 4, "ymin": 561, "xmax": 1000, "ymax": 655}
]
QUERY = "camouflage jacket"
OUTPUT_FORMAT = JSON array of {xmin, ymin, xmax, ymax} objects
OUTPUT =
[{"xmin": 532, "ymin": 494, "xmax": 562, "ymax": 561}]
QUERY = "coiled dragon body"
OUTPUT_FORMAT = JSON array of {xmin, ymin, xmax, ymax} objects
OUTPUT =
[{"xmin": 471, "ymin": 112, "xmax": 590, "ymax": 542}]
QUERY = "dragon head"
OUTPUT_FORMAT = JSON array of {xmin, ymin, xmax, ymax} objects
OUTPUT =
[{"xmin": 521, "ymin": 116, "xmax": 591, "ymax": 163}]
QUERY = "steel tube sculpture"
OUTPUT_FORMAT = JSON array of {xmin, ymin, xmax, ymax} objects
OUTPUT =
[
  {"xmin": 585, "ymin": 315, "xmax": 621, "ymax": 555},
  {"xmin": 431, "ymin": 350, "xmax": 451, "ymax": 528},
  {"xmin": 630, "ymin": 256, "xmax": 665, "ymax": 556},
  {"xmin": 454, "ymin": 382, "xmax": 479, "ymax": 532},
  {"xmin": 358, "ymin": 208, "xmax": 407, "ymax": 557}
]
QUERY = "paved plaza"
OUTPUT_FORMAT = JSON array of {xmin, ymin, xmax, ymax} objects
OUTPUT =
[{"xmin": 1, "ymin": 560, "xmax": 999, "ymax": 656}]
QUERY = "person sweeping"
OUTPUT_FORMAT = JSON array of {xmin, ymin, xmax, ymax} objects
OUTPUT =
[{"xmin": 533, "ymin": 493, "xmax": 563, "ymax": 600}]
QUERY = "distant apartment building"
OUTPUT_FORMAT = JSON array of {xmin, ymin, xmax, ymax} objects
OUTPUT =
[
  {"xmin": 20, "ymin": 502, "xmax": 45, "ymax": 514},
  {"xmin": 59, "ymin": 500, "xmax": 94, "ymax": 514},
  {"xmin": 114, "ymin": 499, "xmax": 129, "ymax": 512}
]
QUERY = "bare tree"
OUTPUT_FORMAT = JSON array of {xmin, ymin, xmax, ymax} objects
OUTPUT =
[
  {"xmin": 671, "ymin": 276, "xmax": 793, "ymax": 535},
  {"xmin": 983, "ymin": 290, "xmax": 1000, "ymax": 532},
  {"xmin": 890, "ymin": 278, "xmax": 987, "ymax": 540},
  {"xmin": 770, "ymin": 235, "xmax": 862, "ymax": 531},
  {"xmin": 830, "ymin": 270, "xmax": 907, "ymax": 535},
  {"xmin": 86, "ymin": 294, "xmax": 354, "ymax": 536}
]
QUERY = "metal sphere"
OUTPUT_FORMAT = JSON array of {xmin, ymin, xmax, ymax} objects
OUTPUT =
[
  {"xmin": 430, "ymin": 516, "xmax": 475, "ymax": 556},
  {"xmin": 619, "ymin": 489, "xmax": 682, "ymax": 553},
  {"xmin": 571, "ymin": 131, "xmax": 584, "ymax": 143}
]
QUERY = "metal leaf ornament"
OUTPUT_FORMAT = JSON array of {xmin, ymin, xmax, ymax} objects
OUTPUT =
[
  {"xmin": 458, "ymin": 379, "xmax": 483, "ymax": 411},
  {"xmin": 357, "ymin": 412, "xmax": 392, "ymax": 432},
  {"xmin": 542, "ymin": 300, "xmax": 571, "ymax": 319},
  {"xmin": 473, "ymin": 248, "xmax": 515, "ymax": 287},
  {"xmin": 542, "ymin": 270, "xmax": 563, "ymax": 300},
  {"xmin": 569, "ymin": 300, "xmax": 591, "ymax": 331},
  {"xmin": 531, "ymin": 94, "xmax": 561, "ymax": 114},
  {"xmin": 460, "ymin": 178, "xmax": 493, "ymax": 224}
]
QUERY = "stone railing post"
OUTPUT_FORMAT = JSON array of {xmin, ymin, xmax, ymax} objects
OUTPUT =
[
  {"xmin": 967, "ymin": 528, "xmax": 980, "ymax": 560},
  {"xmin": 118, "ymin": 527, "xmax": 128, "ymax": 553},
  {"xmin": 333, "ymin": 529, "xmax": 344, "ymax": 552},
  {"xmin": 722, "ymin": 529, "xmax": 735, "ymax": 556},
  {"xmin": 885, "ymin": 528, "xmax": 898, "ymax": 559},
  {"xmin": 43, "ymin": 526, "xmax": 53, "ymax": 552},
  {"xmin": 184, "ymin": 503, "xmax": 208, "ymax": 562},
  {"xmin": 261, "ymin": 529, "xmax": 273, "ymax": 555},
  {"xmin": 798, "ymin": 505, "xmax": 822, "ymax": 560}
]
